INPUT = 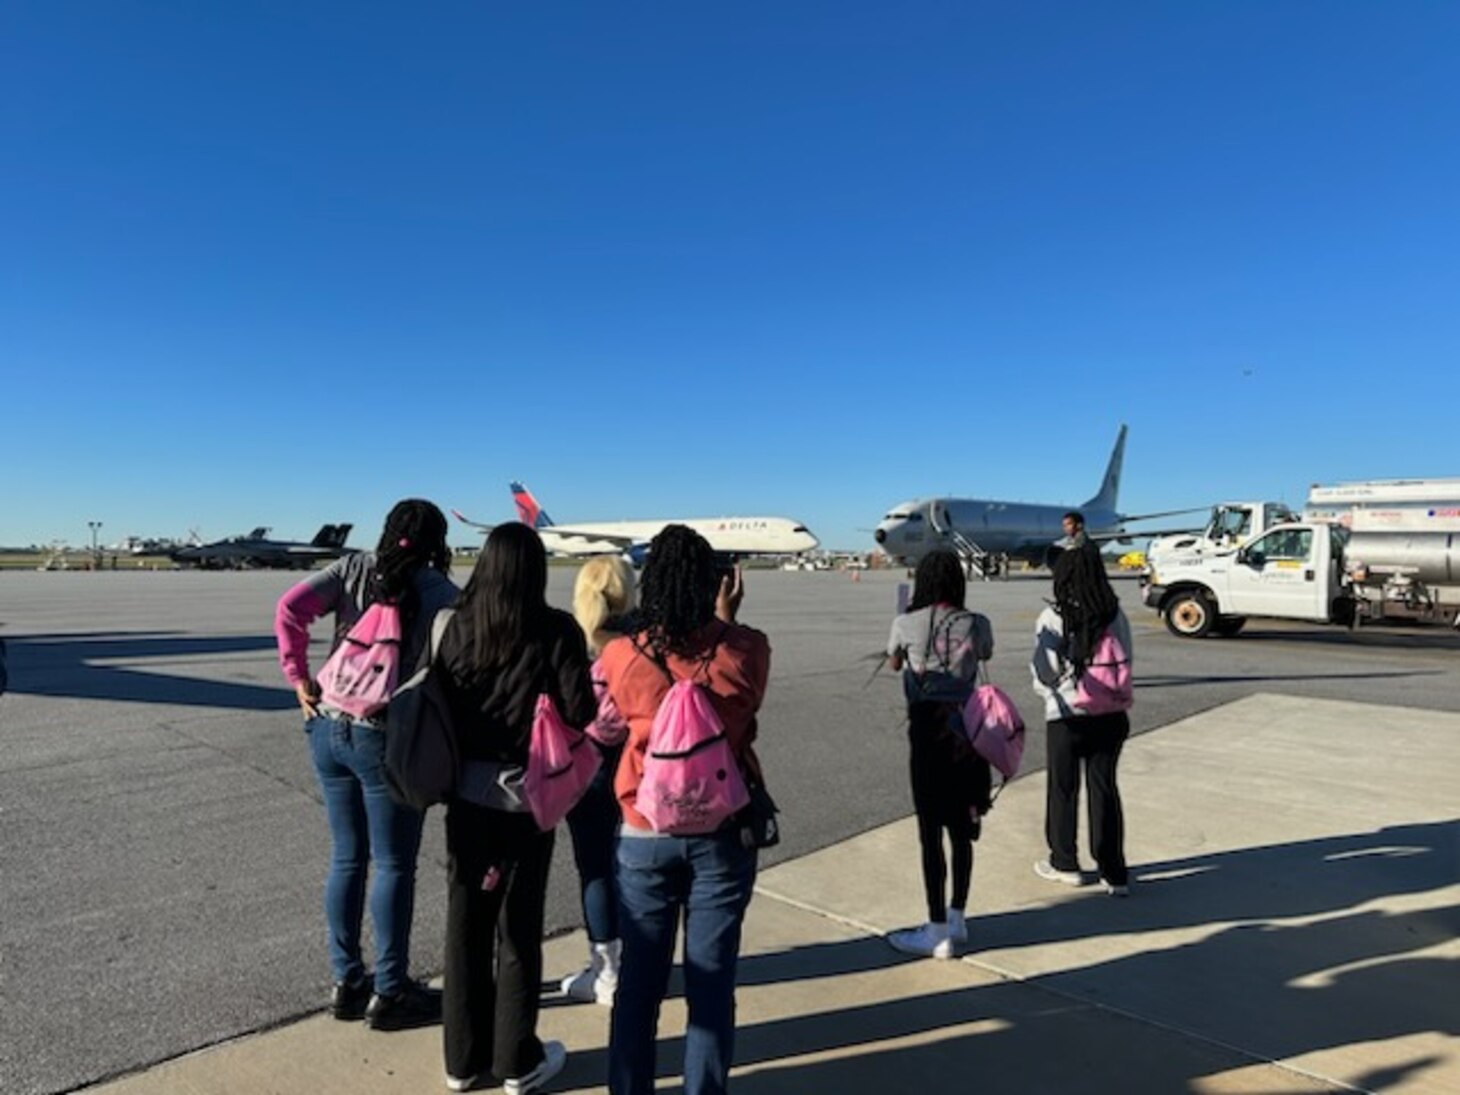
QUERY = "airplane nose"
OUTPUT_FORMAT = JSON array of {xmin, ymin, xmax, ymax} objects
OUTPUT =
[{"xmin": 874, "ymin": 528, "xmax": 887, "ymax": 544}]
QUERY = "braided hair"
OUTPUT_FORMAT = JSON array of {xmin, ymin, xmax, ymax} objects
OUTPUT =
[
  {"xmin": 371, "ymin": 499, "xmax": 451, "ymax": 627},
  {"xmin": 638, "ymin": 524, "xmax": 719, "ymax": 657},
  {"xmin": 908, "ymin": 550, "xmax": 966, "ymax": 612},
  {"xmin": 1051, "ymin": 546, "xmax": 1119, "ymax": 676}
]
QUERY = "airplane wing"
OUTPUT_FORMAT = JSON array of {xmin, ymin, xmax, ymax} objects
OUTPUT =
[
  {"xmin": 451, "ymin": 509, "xmax": 497, "ymax": 532},
  {"xmin": 538, "ymin": 527, "xmax": 636, "ymax": 549},
  {"xmin": 1090, "ymin": 525, "xmax": 1204, "ymax": 544},
  {"xmin": 1116, "ymin": 507, "xmax": 1208, "ymax": 522},
  {"xmin": 453, "ymin": 510, "xmax": 637, "ymax": 550}
]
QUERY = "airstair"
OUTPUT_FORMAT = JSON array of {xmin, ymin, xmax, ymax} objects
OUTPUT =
[{"xmin": 928, "ymin": 509, "xmax": 1004, "ymax": 580}]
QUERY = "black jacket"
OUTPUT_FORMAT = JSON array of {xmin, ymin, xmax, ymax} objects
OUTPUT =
[{"xmin": 437, "ymin": 607, "xmax": 596, "ymax": 765}]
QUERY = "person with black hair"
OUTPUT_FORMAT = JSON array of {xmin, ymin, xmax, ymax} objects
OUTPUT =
[
  {"xmin": 884, "ymin": 549, "xmax": 994, "ymax": 959},
  {"xmin": 1031, "ymin": 546, "xmax": 1135, "ymax": 895},
  {"xmin": 598, "ymin": 524, "xmax": 771, "ymax": 1095},
  {"xmin": 434, "ymin": 522, "xmax": 597, "ymax": 1094},
  {"xmin": 274, "ymin": 499, "xmax": 458, "ymax": 1029}
]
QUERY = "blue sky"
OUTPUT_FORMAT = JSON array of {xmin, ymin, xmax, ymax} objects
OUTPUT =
[{"xmin": 3, "ymin": 2, "xmax": 1457, "ymax": 550}]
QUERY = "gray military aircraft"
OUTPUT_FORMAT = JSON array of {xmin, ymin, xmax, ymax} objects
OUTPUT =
[
  {"xmin": 170, "ymin": 524, "xmax": 355, "ymax": 570},
  {"xmin": 873, "ymin": 426, "xmax": 1197, "ymax": 572}
]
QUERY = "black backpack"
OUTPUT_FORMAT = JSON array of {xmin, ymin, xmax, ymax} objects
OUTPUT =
[{"xmin": 383, "ymin": 610, "xmax": 459, "ymax": 810}]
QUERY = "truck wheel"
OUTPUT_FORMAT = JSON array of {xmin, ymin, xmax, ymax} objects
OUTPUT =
[
  {"xmin": 1165, "ymin": 591, "xmax": 1215, "ymax": 638},
  {"xmin": 1213, "ymin": 616, "xmax": 1247, "ymax": 637}
]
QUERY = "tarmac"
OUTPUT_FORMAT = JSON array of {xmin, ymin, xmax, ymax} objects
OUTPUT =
[{"xmin": 79, "ymin": 692, "xmax": 1458, "ymax": 1095}]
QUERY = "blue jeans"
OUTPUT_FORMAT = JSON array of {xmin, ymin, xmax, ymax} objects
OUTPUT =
[
  {"xmin": 307, "ymin": 714, "xmax": 425, "ymax": 997},
  {"xmin": 566, "ymin": 744, "xmax": 621, "ymax": 943},
  {"xmin": 610, "ymin": 830, "xmax": 757, "ymax": 1095}
]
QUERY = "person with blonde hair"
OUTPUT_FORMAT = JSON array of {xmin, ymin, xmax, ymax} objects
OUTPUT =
[{"xmin": 558, "ymin": 555, "xmax": 638, "ymax": 1004}]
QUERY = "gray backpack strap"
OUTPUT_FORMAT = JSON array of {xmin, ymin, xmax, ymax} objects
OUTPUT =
[{"xmin": 430, "ymin": 608, "xmax": 455, "ymax": 660}]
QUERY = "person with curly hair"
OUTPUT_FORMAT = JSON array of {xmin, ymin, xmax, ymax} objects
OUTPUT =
[{"xmin": 597, "ymin": 525, "xmax": 771, "ymax": 1095}]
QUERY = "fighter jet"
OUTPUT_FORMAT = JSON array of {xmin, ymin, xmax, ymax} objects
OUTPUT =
[{"xmin": 169, "ymin": 524, "xmax": 355, "ymax": 570}]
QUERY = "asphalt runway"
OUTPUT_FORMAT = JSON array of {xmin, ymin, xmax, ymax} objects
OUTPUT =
[{"xmin": 2, "ymin": 567, "xmax": 1457, "ymax": 1094}]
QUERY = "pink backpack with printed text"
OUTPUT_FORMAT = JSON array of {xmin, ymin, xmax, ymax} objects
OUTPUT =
[
  {"xmin": 523, "ymin": 693, "xmax": 602, "ymax": 831},
  {"xmin": 1075, "ymin": 630, "xmax": 1133, "ymax": 715},
  {"xmin": 637, "ymin": 648, "xmax": 750, "ymax": 835},
  {"xmin": 318, "ymin": 602, "xmax": 403, "ymax": 719},
  {"xmin": 962, "ymin": 684, "xmax": 1025, "ymax": 781}
]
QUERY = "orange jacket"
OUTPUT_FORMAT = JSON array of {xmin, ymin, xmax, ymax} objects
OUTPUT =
[{"xmin": 599, "ymin": 622, "xmax": 771, "ymax": 831}]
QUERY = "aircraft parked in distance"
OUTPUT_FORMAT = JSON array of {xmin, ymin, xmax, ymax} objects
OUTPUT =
[
  {"xmin": 874, "ymin": 426, "xmax": 1198, "ymax": 571},
  {"xmin": 453, "ymin": 483, "xmax": 819, "ymax": 562},
  {"xmin": 170, "ymin": 524, "xmax": 355, "ymax": 570}
]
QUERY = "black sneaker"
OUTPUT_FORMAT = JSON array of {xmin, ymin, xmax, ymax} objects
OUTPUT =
[
  {"xmin": 330, "ymin": 975, "xmax": 372, "ymax": 1021},
  {"xmin": 363, "ymin": 981, "xmax": 442, "ymax": 1031}
]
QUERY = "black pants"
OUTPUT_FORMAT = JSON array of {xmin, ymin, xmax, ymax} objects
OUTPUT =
[
  {"xmin": 1045, "ymin": 712, "xmax": 1130, "ymax": 885},
  {"xmin": 443, "ymin": 801, "xmax": 555, "ymax": 1082},
  {"xmin": 908, "ymin": 704, "xmax": 988, "ymax": 923}
]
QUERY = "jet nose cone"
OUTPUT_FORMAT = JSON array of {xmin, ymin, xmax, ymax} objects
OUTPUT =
[{"xmin": 874, "ymin": 527, "xmax": 887, "ymax": 544}]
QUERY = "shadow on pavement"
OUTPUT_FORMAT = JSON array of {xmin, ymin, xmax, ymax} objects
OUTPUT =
[
  {"xmin": 1135, "ymin": 669, "xmax": 1443, "ymax": 688},
  {"xmin": 4, "ymin": 631, "xmax": 295, "ymax": 711},
  {"xmin": 556, "ymin": 820, "xmax": 1456, "ymax": 1093}
]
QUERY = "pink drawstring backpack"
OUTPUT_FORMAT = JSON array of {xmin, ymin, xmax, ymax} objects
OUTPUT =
[
  {"xmin": 1076, "ymin": 631, "xmax": 1133, "ymax": 715},
  {"xmin": 962, "ymin": 683, "xmax": 1026, "ymax": 782},
  {"xmin": 586, "ymin": 656, "xmax": 629, "ymax": 747},
  {"xmin": 638, "ymin": 666, "xmax": 750, "ymax": 835},
  {"xmin": 317, "ymin": 602, "xmax": 403, "ymax": 719},
  {"xmin": 523, "ymin": 693, "xmax": 602, "ymax": 831}
]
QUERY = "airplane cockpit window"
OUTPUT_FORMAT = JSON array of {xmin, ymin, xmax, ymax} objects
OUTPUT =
[{"xmin": 904, "ymin": 513, "xmax": 923, "ymax": 523}]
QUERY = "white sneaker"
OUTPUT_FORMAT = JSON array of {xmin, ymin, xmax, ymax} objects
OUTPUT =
[
  {"xmin": 887, "ymin": 922, "xmax": 954, "ymax": 960},
  {"xmin": 1103, "ymin": 879, "xmax": 1130, "ymax": 897},
  {"xmin": 445, "ymin": 1076, "xmax": 479, "ymax": 1093},
  {"xmin": 946, "ymin": 908, "xmax": 968, "ymax": 944},
  {"xmin": 1034, "ymin": 859, "xmax": 1086, "ymax": 886},
  {"xmin": 504, "ymin": 1041, "xmax": 567, "ymax": 1095},
  {"xmin": 560, "ymin": 940, "xmax": 619, "ymax": 1005}
]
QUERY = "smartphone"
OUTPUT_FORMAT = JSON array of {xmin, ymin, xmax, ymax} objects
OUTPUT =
[{"xmin": 896, "ymin": 582, "xmax": 911, "ymax": 614}]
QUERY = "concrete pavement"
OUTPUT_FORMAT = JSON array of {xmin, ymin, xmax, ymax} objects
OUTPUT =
[{"xmin": 81, "ymin": 693, "xmax": 1459, "ymax": 1094}]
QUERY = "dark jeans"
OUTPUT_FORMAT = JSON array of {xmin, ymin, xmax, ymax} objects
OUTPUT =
[
  {"xmin": 307, "ymin": 714, "xmax": 425, "ymax": 997},
  {"xmin": 443, "ymin": 801, "xmax": 554, "ymax": 1082},
  {"xmin": 1045, "ymin": 712, "xmax": 1130, "ymax": 885},
  {"xmin": 566, "ymin": 744, "xmax": 622, "ymax": 943},
  {"xmin": 610, "ymin": 831, "xmax": 757, "ymax": 1095}
]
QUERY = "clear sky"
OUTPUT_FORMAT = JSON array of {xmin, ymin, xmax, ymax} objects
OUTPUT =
[{"xmin": 3, "ymin": 2, "xmax": 1457, "ymax": 550}]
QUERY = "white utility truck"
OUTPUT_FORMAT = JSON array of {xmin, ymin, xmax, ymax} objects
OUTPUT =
[{"xmin": 1141, "ymin": 480, "xmax": 1460, "ymax": 637}]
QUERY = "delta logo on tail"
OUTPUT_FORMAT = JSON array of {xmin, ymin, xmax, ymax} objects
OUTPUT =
[{"xmin": 510, "ymin": 482, "xmax": 554, "ymax": 530}]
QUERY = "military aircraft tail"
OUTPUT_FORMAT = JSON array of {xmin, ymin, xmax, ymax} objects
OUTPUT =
[
  {"xmin": 1082, "ymin": 425, "xmax": 1127, "ymax": 514},
  {"xmin": 310, "ymin": 523, "xmax": 353, "ymax": 548}
]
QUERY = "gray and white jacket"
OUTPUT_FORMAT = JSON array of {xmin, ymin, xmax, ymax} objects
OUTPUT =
[{"xmin": 1030, "ymin": 606, "xmax": 1133, "ymax": 722}]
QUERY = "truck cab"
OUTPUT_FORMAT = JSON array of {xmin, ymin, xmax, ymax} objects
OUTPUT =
[{"xmin": 1143, "ymin": 521, "xmax": 1349, "ymax": 637}]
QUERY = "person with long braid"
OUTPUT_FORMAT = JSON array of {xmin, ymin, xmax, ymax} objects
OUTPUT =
[
  {"xmin": 1030, "ymin": 546, "xmax": 1135, "ymax": 895},
  {"xmin": 274, "ymin": 499, "xmax": 458, "ymax": 1029},
  {"xmin": 598, "ymin": 525, "xmax": 770, "ymax": 1095}
]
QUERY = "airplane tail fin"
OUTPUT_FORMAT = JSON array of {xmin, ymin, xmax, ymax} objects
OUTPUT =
[
  {"xmin": 311, "ymin": 523, "xmax": 353, "ymax": 548},
  {"xmin": 509, "ymin": 482, "xmax": 554, "ymax": 529},
  {"xmin": 1082, "ymin": 425, "xmax": 1127, "ymax": 513}
]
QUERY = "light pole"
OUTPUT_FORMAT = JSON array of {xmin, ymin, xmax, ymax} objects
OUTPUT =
[{"xmin": 88, "ymin": 521, "xmax": 103, "ymax": 566}]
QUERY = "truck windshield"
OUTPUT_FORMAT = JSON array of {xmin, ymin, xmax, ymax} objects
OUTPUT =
[{"xmin": 1208, "ymin": 507, "xmax": 1252, "ymax": 540}]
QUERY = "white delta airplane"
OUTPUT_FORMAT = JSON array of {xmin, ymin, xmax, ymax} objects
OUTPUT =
[{"xmin": 454, "ymin": 483, "xmax": 820, "ymax": 563}]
